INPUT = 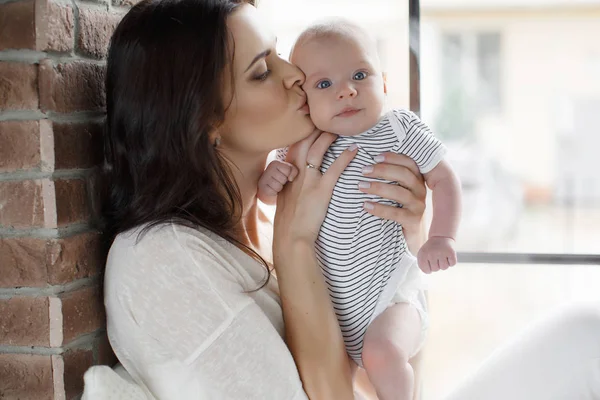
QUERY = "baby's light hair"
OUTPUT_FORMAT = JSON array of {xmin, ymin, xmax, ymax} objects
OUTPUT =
[{"xmin": 289, "ymin": 17, "xmax": 377, "ymax": 62}]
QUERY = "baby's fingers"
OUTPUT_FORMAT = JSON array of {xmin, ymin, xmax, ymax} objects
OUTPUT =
[
  {"xmin": 288, "ymin": 165, "xmax": 299, "ymax": 182},
  {"xmin": 428, "ymin": 257, "xmax": 441, "ymax": 273},
  {"xmin": 438, "ymin": 256, "xmax": 450, "ymax": 271},
  {"xmin": 273, "ymin": 161, "xmax": 299, "ymax": 182},
  {"xmin": 417, "ymin": 249, "xmax": 431, "ymax": 274},
  {"xmin": 447, "ymin": 251, "xmax": 458, "ymax": 267}
]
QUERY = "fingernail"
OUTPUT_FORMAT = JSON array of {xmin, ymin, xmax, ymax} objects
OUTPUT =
[
  {"xmin": 358, "ymin": 182, "xmax": 371, "ymax": 189},
  {"xmin": 374, "ymin": 155, "xmax": 385, "ymax": 162},
  {"xmin": 363, "ymin": 201, "xmax": 375, "ymax": 210},
  {"xmin": 362, "ymin": 166, "xmax": 373, "ymax": 174},
  {"xmin": 348, "ymin": 144, "xmax": 359, "ymax": 152}
]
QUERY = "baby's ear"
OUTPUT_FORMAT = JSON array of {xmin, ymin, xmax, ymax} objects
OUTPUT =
[{"xmin": 383, "ymin": 73, "xmax": 388, "ymax": 94}]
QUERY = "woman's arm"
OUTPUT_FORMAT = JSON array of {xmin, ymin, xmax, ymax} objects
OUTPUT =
[
  {"xmin": 359, "ymin": 152, "xmax": 427, "ymax": 254},
  {"xmin": 357, "ymin": 151, "xmax": 428, "ymax": 400},
  {"xmin": 275, "ymin": 240, "xmax": 353, "ymax": 399},
  {"xmin": 273, "ymin": 130, "xmax": 358, "ymax": 400}
]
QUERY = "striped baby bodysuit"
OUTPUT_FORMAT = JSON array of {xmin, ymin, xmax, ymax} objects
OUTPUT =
[{"xmin": 278, "ymin": 108, "xmax": 446, "ymax": 365}]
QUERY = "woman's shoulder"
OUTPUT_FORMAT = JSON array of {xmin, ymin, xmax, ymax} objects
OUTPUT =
[
  {"xmin": 107, "ymin": 222, "xmax": 234, "ymax": 274},
  {"xmin": 108, "ymin": 222, "xmax": 221, "ymax": 255},
  {"xmin": 105, "ymin": 221, "xmax": 271, "ymax": 304}
]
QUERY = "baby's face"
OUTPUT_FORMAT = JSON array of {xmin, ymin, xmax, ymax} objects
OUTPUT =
[{"xmin": 291, "ymin": 34, "xmax": 385, "ymax": 136}]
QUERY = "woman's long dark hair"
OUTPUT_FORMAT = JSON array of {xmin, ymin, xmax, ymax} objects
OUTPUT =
[{"xmin": 103, "ymin": 0, "xmax": 269, "ymax": 284}]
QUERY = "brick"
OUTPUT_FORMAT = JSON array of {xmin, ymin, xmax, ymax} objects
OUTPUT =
[
  {"xmin": 87, "ymin": 171, "xmax": 104, "ymax": 225},
  {"xmin": 96, "ymin": 333, "xmax": 117, "ymax": 367},
  {"xmin": 0, "ymin": 237, "xmax": 48, "ymax": 287},
  {"xmin": 0, "ymin": 232, "xmax": 103, "ymax": 288},
  {"xmin": 39, "ymin": 60, "xmax": 106, "ymax": 113},
  {"xmin": 0, "ymin": 180, "xmax": 46, "ymax": 229},
  {"xmin": 47, "ymin": 232, "xmax": 103, "ymax": 285},
  {"xmin": 0, "ymin": 62, "xmax": 38, "ymax": 110},
  {"xmin": 60, "ymin": 285, "xmax": 104, "ymax": 344},
  {"xmin": 55, "ymin": 179, "xmax": 91, "ymax": 226},
  {"xmin": 40, "ymin": 119, "xmax": 55, "ymax": 171},
  {"xmin": 0, "ymin": 0, "xmax": 36, "ymax": 51},
  {"xmin": 0, "ymin": 354, "xmax": 53, "ymax": 400},
  {"xmin": 0, "ymin": 121, "xmax": 41, "ymax": 172},
  {"xmin": 53, "ymin": 121, "xmax": 104, "ymax": 169},
  {"xmin": 63, "ymin": 349, "xmax": 94, "ymax": 399},
  {"xmin": 78, "ymin": 8, "xmax": 122, "ymax": 59},
  {"xmin": 45, "ymin": 2, "xmax": 75, "ymax": 53},
  {"xmin": 0, "ymin": 297, "xmax": 49, "ymax": 346}
]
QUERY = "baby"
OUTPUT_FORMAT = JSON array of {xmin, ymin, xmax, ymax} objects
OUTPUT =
[{"xmin": 258, "ymin": 19, "xmax": 462, "ymax": 400}]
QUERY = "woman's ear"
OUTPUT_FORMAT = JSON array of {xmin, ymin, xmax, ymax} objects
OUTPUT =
[
  {"xmin": 208, "ymin": 128, "xmax": 223, "ymax": 148},
  {"xmin": 382, "ymin": 71, "xmax": 388, "ymax": 95}
]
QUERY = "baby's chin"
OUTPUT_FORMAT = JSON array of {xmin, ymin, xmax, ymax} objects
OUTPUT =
[{"xmin": 314, "ymin": 112, "xmax": 380, "ymax": 137}]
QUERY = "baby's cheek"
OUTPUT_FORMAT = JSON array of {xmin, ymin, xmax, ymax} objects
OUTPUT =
[{"xmin": 308, "ymin": 98, "xmax": 334, "ymax": 131}]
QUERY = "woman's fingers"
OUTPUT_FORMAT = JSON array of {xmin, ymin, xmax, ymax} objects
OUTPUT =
[
  {"xmin": 322, "ymin": 144, "xmax": 359, "ymax": 188},
  {"xmin": 363, "ymin": 201, "xmax": 418, "ymax": 224},
  {"xmin": 306, "ymin": 132, "xmax": 338, "ymax": 167},
  {"xmin": 360, "ymin": 182, "xmax": 425, "ymax": 217},
  {"xmin": 358, "ymin": 181, "xmax": 419, "ymax": 208},
  {"xmin": 374, "ymin": 152, "xmax": 421, "ymax": 178},
  {"xmin": 285, "ymin": 129, "xmax": 323, "ymax": 165},
  {"xmin": 363, "ymin": 164, "xmax": 426, "ymax": 200}
]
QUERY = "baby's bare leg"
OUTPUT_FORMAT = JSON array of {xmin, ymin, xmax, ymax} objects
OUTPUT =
[{"xmin": 362, "ymin": 303, "xmax": 422, "ymax": 400}]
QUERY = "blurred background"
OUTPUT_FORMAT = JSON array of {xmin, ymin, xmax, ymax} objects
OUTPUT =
[{"xmin": 257, "ymin": 0, "xmax": 600, "ymax": 398}]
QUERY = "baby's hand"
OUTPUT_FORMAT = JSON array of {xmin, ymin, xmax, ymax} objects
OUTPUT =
[
  {"xmin": 257, "ymin": 160, "xmax": 299, "ymax": 205},
  {"xmin": 417, "ymin": 236, "xmax": 457, "ymax": 274}
]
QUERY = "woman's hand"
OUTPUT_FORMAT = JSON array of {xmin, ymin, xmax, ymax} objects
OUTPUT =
[
  {"xmin": 274, "ymin": 129, "xmax": 358, "ymax": 250},
  {"xmin": 272, "ymin": 129, "xmax": 358, "ymax": 399},
  {"xmin": 359, "ymin": 152, "xmax": 427, "ymax": 253}
]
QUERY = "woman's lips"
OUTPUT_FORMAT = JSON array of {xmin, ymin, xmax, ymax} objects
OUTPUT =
[
  {"xmin": 336, "ymin": 108, "xmax": 361, "ymax": 117},
  {"xmin": 300, "ymin": 103, "xmax": 310, "ymax": 114}
]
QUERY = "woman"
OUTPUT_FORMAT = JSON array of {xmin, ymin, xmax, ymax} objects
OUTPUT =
[
  {"xmin": 83, "ymin": 0, "xmax": 600, "ymax": 399},
  {"xmin": 95, "ymin": 0, "xmax": 425, "ymax": 398}
]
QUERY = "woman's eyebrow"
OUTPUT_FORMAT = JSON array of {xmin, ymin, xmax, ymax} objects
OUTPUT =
[{"xmin": 245, "ymin": 49, "xmax": 271, "ymax": 72}]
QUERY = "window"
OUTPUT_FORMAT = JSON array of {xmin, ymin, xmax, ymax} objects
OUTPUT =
[
  {"xmin": 420, "ymin": 0, "xmax": 600, "ymax": 397},
  {"xmin": 436, "ymin": 32, "xmax": 502, "ymax": 142},
  {"xmin": 421, "ymin": 3, "xmax": 600, "ymax": 255}
]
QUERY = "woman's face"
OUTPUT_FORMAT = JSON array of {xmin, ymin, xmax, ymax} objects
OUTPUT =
[{"xmin": 220, "ymin": 5, "xmax": 314, "ymax": 154}]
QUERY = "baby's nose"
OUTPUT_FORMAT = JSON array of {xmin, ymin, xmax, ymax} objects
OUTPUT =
[{"xmin": 338, "ymin": 86, "xmax": 357, "ymax": 99}]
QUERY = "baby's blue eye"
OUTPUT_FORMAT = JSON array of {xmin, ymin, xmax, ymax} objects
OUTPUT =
[
  {"xmin": 353, "ymin": 71, "xmax": 367, "ymax": 80},
  {"xmin": 316, "ymin": 80, "xmax": 332, "ymax": 89}
]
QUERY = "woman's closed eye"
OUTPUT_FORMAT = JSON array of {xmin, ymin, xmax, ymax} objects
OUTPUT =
[{"xmin": 253, "ymin": 70, "xmax": 271, "ymax": 82}]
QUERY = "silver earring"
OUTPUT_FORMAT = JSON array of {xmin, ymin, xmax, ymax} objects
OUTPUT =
[{"xmin": 214, "ymin": 137, "xmax": 221, "ymax": 147}]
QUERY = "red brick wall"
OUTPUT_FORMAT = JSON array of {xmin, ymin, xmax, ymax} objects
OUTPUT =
[{"xmin": 0, "ymin": 0, "xmax": 131, "ymax": 397}]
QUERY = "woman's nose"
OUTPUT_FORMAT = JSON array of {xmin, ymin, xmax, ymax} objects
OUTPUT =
[
  {"xmin": 283, "ymin": 61, "xmax": 305, "ymax": 89},
  {"xmin": 337, "ymin": 85, "xmax": 357, "ymax": 100}
]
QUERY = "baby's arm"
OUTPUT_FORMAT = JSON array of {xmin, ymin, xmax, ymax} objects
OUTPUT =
[
  {"xmin": 257, "ymin": 160, "xmax": 298, "ymax": 205},
  {"xmin": 418, "ymin": 160, "xmax": 462, "ymax": 273}
]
